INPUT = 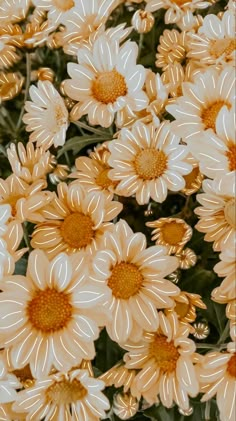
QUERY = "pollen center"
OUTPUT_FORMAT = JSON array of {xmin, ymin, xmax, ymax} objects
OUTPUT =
[
  {"xmin": 92, "ymin": 70, "xmax": 127, "ymax": 104},
  {"xmin": 96, "ymin": 168, "xmax": 113, "ymax": 189},
  {"xmin": 226, "ymin": 143, "xmax": 236, "ymax": 171},
  {"xmin": 46, "ymin": 379, "xmax": 87, "ymax": 404},
  {"xmin": 172, "ymin": 0, "xmax": 190, "ymax": 5},
  {"xmin": 227, "ymin": 354, "xmax": 236, "ymax": 378},
  {"xmin": 149, "ymin": 335, "xmax": 179, "ymax": 373},
  {"xmin": 27, "ymin": 288, "xmax": 72, "ymax": 332},
  {"xmin": 53, "ymin": 0, "xmax": 75, "ymax": 11},
  {"xmin": 135, "ymin": 149, "xmax": 167, "ymax": 180},
  {"xmin": 61, "ymin": 212, "xmax": 94, "ymax": 249},
  {"xmin": 224, "ymin": 199, "xmax": 236, "ymax": 228},
  {"xmin": 108, "ymin": 262, "xmax": 143, "ymax": 299},
  {"xmin": 201, "ymin": 101, "xmax": 229, "ymax": 132},
  {"xmin": 210, "ymin": 39, "xmax": 236, "ymax": 59},
  {"xmin": 161, "ymin": 221, "xmax": 187, "ymax": 245}
]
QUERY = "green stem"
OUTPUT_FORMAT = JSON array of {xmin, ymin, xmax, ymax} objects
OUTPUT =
[
  {"xmin": 205, "ymin": 401, "xmax": 211, "ymax": 421},
  {"xmin": 72, "ymin": 121, "xmax": 107, "ymax": 136},
  {"xmin": 217, "ymin": 320, "xmax": 230, "ymax": 344},
  {"xmin": 16, "ymin": 51, "xmax": 31, "ymax": 132},
  {"xmin": 23, "ymin": 222, "xmax": 31, "ymax": 250},
  {"xmin": 137, "ymin": 33, "xmax": 144, "ymax": 62},
  {"xmin": 196, "ymin": 343, "xmax": 228, "ymax": 350}
]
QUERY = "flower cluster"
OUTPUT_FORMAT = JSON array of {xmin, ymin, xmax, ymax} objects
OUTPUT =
[{"xmin": 0, "ymin": 0, "xmax": 235, "ymax": 420}]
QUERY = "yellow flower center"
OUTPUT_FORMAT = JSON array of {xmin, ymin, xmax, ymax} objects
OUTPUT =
[
  {"xmin": 183, "ymin": 166, "xmax": 201, "ymax": 190},
  {"xmin": 92, "ymin": 70, "xmax": 127, "ymax": 104},
  {"xmin": 226, "ymin": 143, "xmax": 236, "ymax": 171},
  {"xmin": 149, "ymin": 335, "xmax": 179, "ymax": 373},
  {"xmin": 135, "ymin": 149, "xmax": 167, "ymax": 180},
  {"xmin": 224, "ymin": 199, "xmax": 236, "ymax": 228},
  {"xmin": 172, "ymin": 0, "xmax": 190, "ymax": 5},
  {"xmin": 27, "ymin": 288, "xmax": 72, "ymax": 333},
  {"xmin": 108, "ymin": 262, "xmax": 143, "ymax": 299},
  {"xmin": 174, "ymin": 301, "xmax": 190, "ymax": 319},
  {"xmin": 53, "ymin": 0, "xmax": 75, "ymax": 11},
  {"xmin": 61, "ymin": 212, "xmax": 94, "ymax": 249},
  {"xmin": 210, "ymin": 39, "xmax": 236, "ymax": 60},
  {"xmin": 201, "ymin": 101, "xmax": 229, "ymax": 132},
  {"xmin": 161, "ymin": 221, "xmax": 187, "ymax": 245},
  {"xmin": 227, "ymin": 354, "xmax": 236, "ymax": 378},
  {"xmin": 55, "ymin": 104, "xmax": 67, "ymax": 127},
  {"xmin": 96, "ymin": 168, "xmax": 113, "ymax": 189},
  {"xmin": 46, "ymin": 379, "xmax": 87, "ymax": 404}
]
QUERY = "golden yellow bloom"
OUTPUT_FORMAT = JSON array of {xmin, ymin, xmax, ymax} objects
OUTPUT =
[
  {"xmin": 113, "ymin": 392, "xmax": 139, "ymax": 420},
  {"xmin": 31, "ymin": 182, "xmax": 122, "ymax": 259},
  {"xmin": 132, "ymin": 10, "xmax": 155, "ymax": 33},
  {"xmin": 181, "ymin": 156, "xmax": 204, "ymax": 196},
  {"xmin": 146, "ymin": 217, "xmax": 192, "ymax": 254},
  {"xmin": 99, "ymin": 363, "xmax": 137, "ymax": 392},
  {"xmin": 176, "ymin": 247, "xmax": 197, "ymax": 269},
  {"xmin": 0, "ymin": 72, "xmax": 24, "ymax": 102},
  {"xmin": 123, "ymin": 312, "xmax": 199, "ymax": 409}
]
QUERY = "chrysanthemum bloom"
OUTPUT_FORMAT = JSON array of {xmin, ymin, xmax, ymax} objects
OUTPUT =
[
  {"xmin": 132, "ymin": 10, "xmax": 155, "ymax": 34},
  {"xmin": 145, "ymin": 0, "xmax": 211, "ymax": 25},
  {"xmin": 146, "ymin": 217, "xmax": 192, "ymax": 254},
  {"xmin": 49, "ymin": 164, "xmax": 69, "ymax": 185},
  {"xmin": 113, "ymin": 392, "xmax": 139, "ymax": 420},
  {"xmin": 0, "ymin": 174, "xmax": 53, "ymax": 223},
  {"xmin": 155, "ymin": 29, "xmax": 190, "ymax": 75},
  {"xmin": 198, "ymin": 335, "xmax": 236, "ymax": 421},
  {"xmin": 176, "ymin": 247, "xmax": 197, "ymax": 269},
  {"xmin": 31, "ymin": 67, "xmax": 55, "ymax": 82},
  {"xmin": 0, "ymin": 72, "xmax": 24, "ymax": 102},
  {"xmin": 0, "ymin": 36, "xmax": 20, "ymax": 69},
  {"xmin": 0, "ymin": 250, "xmax": 110, "ymax": 378},
  {"xmin": 165, "ymin": 291, "xmax": 206, "ymax": 332},
  {"xmin": 0, "ymin": 355, "xmax": 20, "ymax": 404},
  {"xmin": 23, "ymin": 81, "xmax": 69, "ymax": 150},
  {"xmin": 63, "ymin": 35, "xmax": 148, "ymax": 128},
  {"xmin": 92, "ymin": 219, "xmax": 179, "ymax": 343},
  {"xmin": 116, "ymin": 70, "xmax": 169, "ymax": 128},
  {"xmin": 188, "ymin": 11, "xmax": 236, "ymax": 67},
  {"xmin": 99, "ymin": 363, "xmax": 137, "ymax": 393},
  {"xmin": 108, "ymin": 121, "xmax": 192, "ymax": 205},
  {"xmin": 31, "ymin": 182, "xmax": 123, "ymax": 259},
  {"xmin": 166, "ymin": 66, "xmax": 235, "ymax": 143},
  {"xmin": 69, "ymin": 142, "xmax": 117, "ymax": 197},
  {"xmin": 195, "ymin": 172, "xmax": 236, "ymax": 251},
  {"xmin": 161, "ymin": 61, "xmax": 202, "ymax": 98},
  {"xmin": 123, "ymin": 312, "xmax": 199, "ymax": 409},
  {"xmin": 7, "ymin": 142, "xmax": 56, "ymax": 184},
  {"xmin": 13, "ymin": 368, "xmax": 110, "ymax": 420},
  {"xmin": 0, "ymin": 0, "xmax": 30, "ymax": 23},
  {"xmin": 190, "ymin": 106, "xmax": 236, "ymax": 179}
]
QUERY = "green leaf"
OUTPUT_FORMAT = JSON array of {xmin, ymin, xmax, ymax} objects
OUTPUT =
[
  {"xmin": 57, "ymin": 135, "xmax": 112, "ymax": 158},
  {"xmin": 14, "ymin": 258, "xmax": 27, "ymax": 275}
]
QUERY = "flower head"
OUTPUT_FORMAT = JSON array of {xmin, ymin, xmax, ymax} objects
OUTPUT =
[
  {"xmin": 0, "ymin": 72, "xmax": 24, "ymax": 102},
  {"xmin": 108, "ymin": 121, "xmax": 192, "ymax": 204},
  {"xmin": 23, "ymin": 80, "xmax": 69, "ymax": 150}
]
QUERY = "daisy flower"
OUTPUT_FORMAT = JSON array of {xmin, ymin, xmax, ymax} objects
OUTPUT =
[
  {"xmin": 190, "ymin": 106, "xmax": 236, "ymax": 178},
  {"xmin": 0, "ymin": 249, "xmax": 110, "ymax": 378},
  {"xmin": 31, "ymin": 182, "xmax": 123, "ymax": 259},
  {"xmin": 0, "ymin": 210, "xmax": 27, "ymax": 264},
  {"xmin": 108, "ymin": 120, "xmax": 192, "ymax": 205},
  {"xmin": 7, "ymin": 142, "xmax": 56, "ymax": 184},
  {"xmin": 131, "ymin": 10, "xmax": 155, "ymax": 34},
  {"xmin": 0, "ymin": 0, "xmax": 30, "ymax": 24},
  {"xmin": 165, "ymin": 291, "xmax": 206, "ymax": 332},
  {"xmin": 175, "ymin": 247, "xmax": 197, "ymax": 269},
  {"xmin": 63, "ymin": 35, "xmax": 148, "ymax": 128},
  {"xmin": 0, "ymin": 174, "xmax": 53, "ymax": 223},
  {"xmin": 0, "ymin": 355, "xmax": 21, "ymax": 404},
  {"xmin": 0, "ymin": 37, "xmax": 20, "ymax": 69},
  {"xmin": 113, "ymin": 392, "xmax": 139, "ymax": 420},
  {"xmin": 69, "ymin": 142, "xmax": 117, "ymax": 197},
  {"xmin": 123, "ymin": 312, "xmax": 199, "ymax": 409},
  {"xmin": 195, "ymin": 172, "xmax": 236, "ymax": 252},
  {"xmin": 155, "ymin": 29, "xmax": 190, "ymax": 74},
  {"xmin": 146, "ymin": 217, "xmax": 193, "ymax": 254},
  {"xmin": 199, "ymin": 335, "xmax": 236, "ymax": 421},
  {"xmin": 99, "ymin": 363, "xmax": 137, "ymax": 393},
  {"xmin": 181, "ymin": 155, "xmax": 204, "ymax": 195},
  {"xmin": 161, "ymin": 61, "xmax": 202, "ymax": 99},
  {"xmin": 13, "ymin": 368, "xmax": 110, "ymax": 420},
  {"xmin": 92, "ymin": 219, "xmax": 179, "ymax": 343},
  {"xmin": 145, "ymin": 0, "xmax": 211, "ymax": 25},
  {"xmin": 23, "ymin": 80, "xmax": 69, "ymax": 150},
  {"xmin": 0, "ymin": 72, "xmax": 24, "ymax": 102},
  {"xmin": 213, "ymin": 248, "xmax": 236, "ymax": 297},
  {"xmin": 188, "ymin": 11, "xmax": 236, "ymax": 67},
  {"xmin": 167, "ymin": 66, "xmax": 236, "ymax": 143}
]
